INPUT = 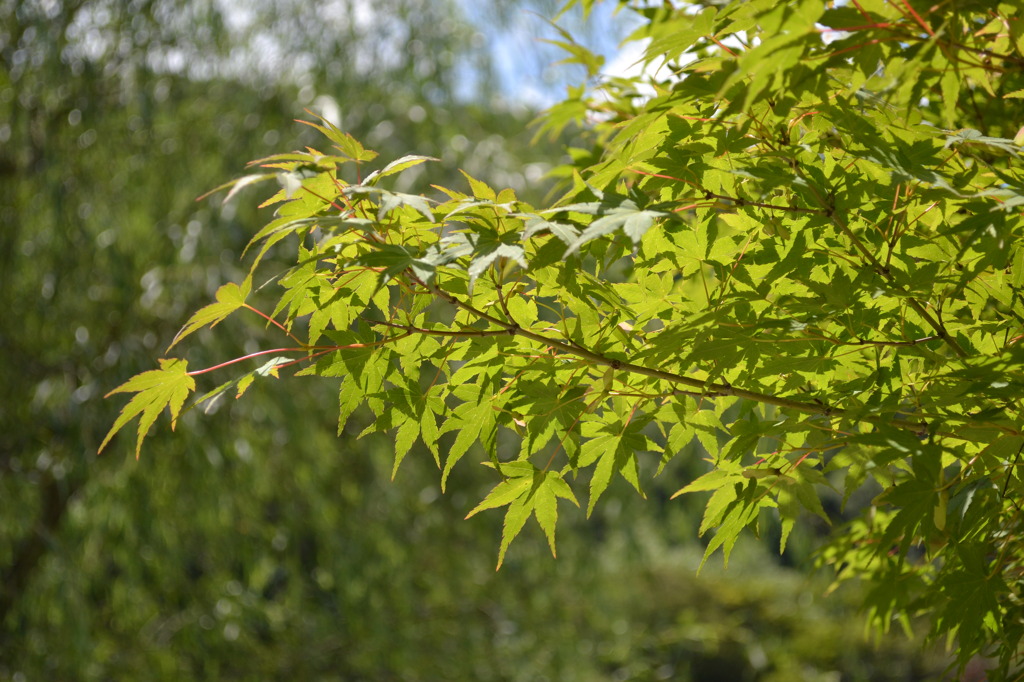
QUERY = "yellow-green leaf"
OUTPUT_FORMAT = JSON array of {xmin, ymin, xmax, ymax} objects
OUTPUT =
[
  {"xmin": 169, "ymin": 278, "xmax": 251, "ymax": 350},
  {"xmin": 99, "ymin": 358, "xmax": 195, "ymax": 458}
]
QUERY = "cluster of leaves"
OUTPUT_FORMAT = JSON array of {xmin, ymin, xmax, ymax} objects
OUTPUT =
[{"xmin": 105, "ymin": 0, "xmax": 1024, "ymax": 676}]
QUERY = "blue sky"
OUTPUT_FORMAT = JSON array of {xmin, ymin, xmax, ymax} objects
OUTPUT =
[{"xmin": 458, "ymin": 1, "xmax": 642, "ymax": 107}]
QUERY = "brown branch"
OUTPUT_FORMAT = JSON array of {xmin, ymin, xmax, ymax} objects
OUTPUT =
[
  {"xmin": 824, "ymin": 334, "xmax": 942, "ymax": 347},
  {"xmin": 701, "ymin": 191, "xmax": 827, "ymax": 215},
  {"xmin": 376, "ymin": 238, "xmax": 1003, "ymax": 440},
  {"xmin": 367, "ymin": 318, "xmax": 512, "ymax": 338},
  {"xmin": 423, "ymin": 284, "xmax": 1012, "ymax": 439},
  {"xmin": 942, "ymin": 38, "xmax": 1024, "ymax": 67},
  {"xmin": 630, "ymin": 169, "xmax": 826, "ymax": 215}
]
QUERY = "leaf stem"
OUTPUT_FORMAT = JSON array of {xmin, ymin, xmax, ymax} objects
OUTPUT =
[
  {"xmin": 186, "ymin": 348, "xmax": 304, "ymax": 376},
  {"xmin": 186, "ymin": 332, "xmax": 416, "ymax": 376},
  {"xmin": 244, "ymin": 304, "xmax": 301, "ymax": 343}
]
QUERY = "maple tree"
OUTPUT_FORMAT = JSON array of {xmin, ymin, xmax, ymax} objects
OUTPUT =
[{"xmin": 105, "ymin": 0, "xmax": 1024, "ymax": 675}]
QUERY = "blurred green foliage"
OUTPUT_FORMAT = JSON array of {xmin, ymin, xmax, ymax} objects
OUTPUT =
[{"xmin": 1, "ymin": 0, "xmax": 950, "ymax": 679}]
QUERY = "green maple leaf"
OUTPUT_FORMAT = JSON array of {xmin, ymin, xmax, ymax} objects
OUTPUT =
[
  {"xmin": 555, "ymin": 197, "xmax": 669, "ymax": 257},
  {"xmin": 466, "ymin": 463, "xmax": 578, "ymax": 569},
  {"xmin": 169, "ymin": 279, "xmax": 251, "ymax": 350},
  {"xmin": 99, "ymin": 358, "xmax": 195, "ymax": 458}
]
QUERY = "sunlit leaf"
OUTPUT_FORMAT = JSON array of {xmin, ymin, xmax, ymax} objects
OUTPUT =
[
  {"xmin": 99, "ymin": 358, "xmax": 195, "ymax": 458},
  {"xmin": 169, "ymin": 279, "xmax": 251, "ymax": 350}
]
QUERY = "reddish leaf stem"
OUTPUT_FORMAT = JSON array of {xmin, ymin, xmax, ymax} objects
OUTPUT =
[
  {"xmin": 244, "ymin": 304, "xmax": 300, "ymax": 342},
  {"xmin": 186, "ymin": 333, "xmax": 416, "ymax": 376},
  {"xmin": 850, "ymin": 0, "xmax": 873, "ymax": 21},
  {"xmin": 186, "ymin": 348, "xmax": 304, "ymax": 376},
  {"xmin": 819, "ymin": 22, "xmax": 894, "ymax": 32},
  {"xmin": 708, "ymin": 34, "xmax": 739, "ymax": 57},
  {"xmin": 897, "ymin": 0, "xmax": 935, "ymax": 36}
]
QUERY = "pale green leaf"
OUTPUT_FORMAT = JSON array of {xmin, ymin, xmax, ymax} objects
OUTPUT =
[
  {"xmin": 99, "ymin": 358, "xmax": 195, "ymax": 458},
  {"xmin": 496, "ymin": 497, "xmax": 532, "ymax": 570},
  {"xmin": 465, "ymin": 475, "xmax": 533, "ymax": 519},
  {"xmin": 169, "ymin": 279, "xmax": 251, "ymax": 350}
]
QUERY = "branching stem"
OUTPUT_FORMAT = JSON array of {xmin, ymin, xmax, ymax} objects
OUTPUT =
[{"xmin": 420, "ymin": 284, "xmax": 1012, "ymax": 440}]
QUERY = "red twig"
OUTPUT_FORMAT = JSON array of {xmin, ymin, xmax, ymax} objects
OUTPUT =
[
  {"xmin": 187, "ymin": 348, "xmax": 304, "ymax": 376},
  {"xmin": 674, "ymin": 202, "xmax": 717, "ymax": 212},
  {"xmin": 898, "ymin": 0, "xmax": 935, "ymax": 36},
  {"xmin": 823, "ymin": 36, "xmax": 905, "ymax": 59},
  {"xmin": 631, "ymin": 168, "xmax": 700, "ymax": 189},
  {"xmin": 850, "ymin": 0, "xmax": 873, "ymax": 21},
  {"xmin": 819, "ymin": 22, "xmax": 894, "ymax": 32},
  {"xmin": 708, "ymin": 34, "xmax": 739, "ymax": 57},
  {"xmin": 672, "ymin": 114, "xmax": 721, "ymax": 123},
  {"xmin": 297, "ymin": 184, "xmax": 351, "ymax": 216},
  {"xmin": 186, "ymin": 334, "xmax": 415, "ymax": 376},
  {"xmin": 244, "ymin": 304, "xmax": 300, "ymax": 342},
  {"xmin": 788, "ymin": 111, "xmax": 820, "ymax": 131}
]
